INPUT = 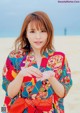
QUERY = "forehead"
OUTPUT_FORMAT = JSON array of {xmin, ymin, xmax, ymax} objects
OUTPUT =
[{"xmin": 27, "ymin": 20, "xmax": 46, "ymax": 30}]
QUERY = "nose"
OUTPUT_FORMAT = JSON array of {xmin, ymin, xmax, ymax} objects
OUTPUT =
[{"xmin": 36, "ymin": 32, "xmax": 41, "ymax": 39}]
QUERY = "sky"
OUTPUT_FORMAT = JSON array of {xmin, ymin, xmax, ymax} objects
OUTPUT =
[{"xmin": 0, "ymin": 0, "xmax": 80, "ymax": 37}]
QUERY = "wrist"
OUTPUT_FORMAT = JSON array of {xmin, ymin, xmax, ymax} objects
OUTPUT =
[
  {"xmin": 18, "ymin": 71, "xmax": 24, "ymax": 79},
  {"xmin": 48, "ymin": 75, "xmax": 55, "ymax": 82}
]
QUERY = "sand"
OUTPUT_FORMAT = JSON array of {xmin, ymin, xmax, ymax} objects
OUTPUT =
[{"xmin": 0, "ymin": 36, "xmax": 80, "ymax": 113}]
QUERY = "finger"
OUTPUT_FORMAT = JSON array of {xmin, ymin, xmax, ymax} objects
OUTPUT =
[
  {"xmin": 30, "ymin": 67, "xmax": 42, "ymax": 76},
  {"xmin": 28, "ymin": 70, "xmax": 39, "ymax": 77},
  {"xmin": 23, "ymin": 71, "xmax": 32, "ymax": 77},
  {"xmin": 29, "ymin": 70, "xmax": 42, "ymax": 78},
  {"xmin": 21, "ymin": 68, "xmax": 32, "ymax": 77},
  {"xmin": 31, "ymin": 66, "xmax": 42, "ymax": 74}
]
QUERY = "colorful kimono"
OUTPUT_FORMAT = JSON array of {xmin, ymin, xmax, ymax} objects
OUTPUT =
[{"xmin": 2, "ymin": 49, "xmax": 72, "ymax": 113}]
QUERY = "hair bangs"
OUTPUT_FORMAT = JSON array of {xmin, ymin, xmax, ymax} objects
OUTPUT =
[{"xmin": 29, "ymin": 16, "xmax": 47, "ymax": 31}]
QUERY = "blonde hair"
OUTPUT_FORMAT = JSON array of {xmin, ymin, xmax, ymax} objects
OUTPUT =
[{"xmin": 15, "ymin": 11, "xmax": 54, "ymax": 54}]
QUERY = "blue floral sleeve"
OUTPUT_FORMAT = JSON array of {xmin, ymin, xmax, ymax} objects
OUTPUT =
[{"xmin": 59, "ymin": 57, "xmax": 73, "ymax": 97}]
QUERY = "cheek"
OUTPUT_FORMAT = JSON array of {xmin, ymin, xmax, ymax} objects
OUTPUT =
[
  {"xmin": 43, "ymin": 35, "xmax": 48, "ymax": 42},
  {"xmin": 27, "ymin": 38, "xmax": 33, "ymax": 44},
  {"xmin": 44, "ymin": 39, "xmax": 47, "ymax": 44},
  {"xmin": 27, "ymin": 33, "xmax": 34, "ymax": 42},
  {"xmin": 26, "ymin": 36, "xmax": 31, "ymax": 44}
]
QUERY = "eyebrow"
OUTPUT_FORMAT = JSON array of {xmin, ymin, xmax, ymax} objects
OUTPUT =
[{"xmin": 27, "ymin": 28, "xmax": 35, "ymax": 30}]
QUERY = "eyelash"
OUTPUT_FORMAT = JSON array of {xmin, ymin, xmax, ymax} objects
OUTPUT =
[
  {"xmin": 41, "ymin": 30, "xmax": 46, "ymax": 32},
  {"xmin": 30, "ymin": 30, "xmax": 46, "ymax": 33},
  {"xmin": 30, "ymin": 31, "xmax": 35, "ymax": 33}
]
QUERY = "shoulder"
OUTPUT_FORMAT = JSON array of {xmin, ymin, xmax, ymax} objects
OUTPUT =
[
  {"xmin": 48, "ymin": 50, "xmax": 65, "ymax": 58},
  {"xmin": 8, "ymin": 49, "xmax": 26, "ymax": 59},
  {"xmin": 54, "ymin": 51, "xmax": 65, "ymax": 57},
  {"xmin": 53, "ymin": 51, "xmax": 66, "ymax": 63},
  {"xmin": 6, "ymin": 49, "xmax": 27, "ymax": 70},
  {"xmin": 48, "ymin": 51, "xmax": 66, "ymax": 68},
  {"xmin": 4, "ymin": 49, "xmax": 28, "ymax": 74}
]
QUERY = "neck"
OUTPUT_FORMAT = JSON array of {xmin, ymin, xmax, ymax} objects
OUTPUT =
[{"xmin": 32, "ymin": 48, "xmax": 42, "ymax": 57}]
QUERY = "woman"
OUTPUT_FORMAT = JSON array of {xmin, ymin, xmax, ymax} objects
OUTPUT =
[{"xmin": 2, "ymin": 11, "xmax": 72, "ymax": 113}]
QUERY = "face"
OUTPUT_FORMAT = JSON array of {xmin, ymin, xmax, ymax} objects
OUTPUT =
[{"xmin": 26, "ymin": 22, "xmax": 48, "ymax": 52}]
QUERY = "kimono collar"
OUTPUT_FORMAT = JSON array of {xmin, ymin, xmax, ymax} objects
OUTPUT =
[
  {"xmin": 29, "ymin": 48, "xmax": 54, "ymax": 58},
  {"xmin": 21, "ymin": 48, "xmax": 54, "ymax": 72},
  {"xmin": 28, "ymin": 48, "xmax": 54, "ymax": 72}
]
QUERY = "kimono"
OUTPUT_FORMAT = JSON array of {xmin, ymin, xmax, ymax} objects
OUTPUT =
[{"xmin": 2, "ymin": 48, "xmax": 72, "ymax": 113}]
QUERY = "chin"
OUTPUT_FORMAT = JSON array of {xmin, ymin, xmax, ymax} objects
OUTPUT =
[{"xmin": 33, "ymin": 46, "xmax": 43, "ymax": 50}]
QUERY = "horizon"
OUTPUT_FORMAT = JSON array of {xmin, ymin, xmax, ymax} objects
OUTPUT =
[{"xmin": 0, "ymin": 35, "xmax": 80, "ymax": 39}]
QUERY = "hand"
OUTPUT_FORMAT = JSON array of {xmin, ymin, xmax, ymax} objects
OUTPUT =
[
  {"xmin": 19, "ymin": 66, "xmax": 42, "ymax": 78},
  {"xmin": 37, "ymin": 70, "xmax": 55, "ymax": 81}
]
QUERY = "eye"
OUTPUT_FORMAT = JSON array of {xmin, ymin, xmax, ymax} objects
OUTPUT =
[
  {"xmin": 30, "ymin": 30, "xmax": 35, "ymax": 33},
  {"xmin": 41, "ymin": 29, "xmax": 46, "ymax": 32}
]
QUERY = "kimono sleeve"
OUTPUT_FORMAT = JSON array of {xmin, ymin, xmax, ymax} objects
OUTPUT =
[
  {"xmin": 2, "ymin": 55, "xmax": 17, "ymax": 93},
  {"xmin": 59, "ymin": 56, "xmax": 73, "ymax": 97}
]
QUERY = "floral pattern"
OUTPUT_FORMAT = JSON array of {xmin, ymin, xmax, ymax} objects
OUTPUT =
[{"xmin": 2, "ymin": 49, "xmax": 72, "ymax": 113}]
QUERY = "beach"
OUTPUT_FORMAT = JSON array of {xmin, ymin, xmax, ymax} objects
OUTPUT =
[{"xmin": 0, "ymin": 36, "xmax": 80, "ymax": 113}]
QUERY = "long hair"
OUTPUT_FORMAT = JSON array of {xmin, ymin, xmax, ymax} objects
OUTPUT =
[{"xmin": 15, "ymin": 11, "xmax": 54, "ymax": 54}]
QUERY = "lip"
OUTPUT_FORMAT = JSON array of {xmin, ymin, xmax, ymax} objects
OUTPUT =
[{"xmin": 34, "ymin": 41, "xmax": 42, "ymax": 44}]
